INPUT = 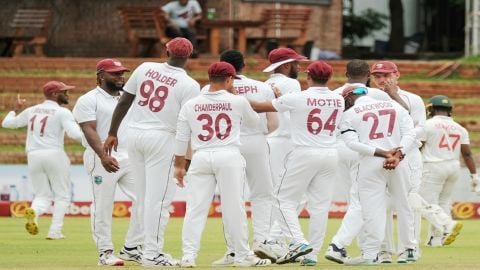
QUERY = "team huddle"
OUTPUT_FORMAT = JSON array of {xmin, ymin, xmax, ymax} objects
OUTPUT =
[{"xmin": 2, "ymin": 37, "xmax": 480, "ymax": 267}]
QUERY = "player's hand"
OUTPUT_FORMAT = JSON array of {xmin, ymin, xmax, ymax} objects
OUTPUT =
[
  {"xmin": 13, "ymin": 94, "xmax": 27, "ymax": 112},
  {"xmin": 382, "ymin": 78, "xmax": 398, "ymax": 96},
  {"xmin": 383, "ymin": 156, "xmax": 400, "ymax": 170},
  {"xmin": 470, "ymin": 174, "xmax": 479, "ymax": 194},
  {"xmin": 271, "ymin": 85, "xmax": 282, "ymax": 98},
  {"xmin": 103, "ymin": 135, "xmax": 118, "ymax": 156},
  {"xmin": 100, "ymin": 155, "xmax": 120, "ymax": 173},
  {"xmin": 174, "ymin": 166, "xmax": 186, "ymax": 188}
]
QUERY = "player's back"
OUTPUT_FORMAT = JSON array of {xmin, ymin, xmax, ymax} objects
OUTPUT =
[
  {"xmin": 123, "ymin": 62, "xmax": 200, "ymax": 133},
  {"xmin": 422, "ymin": 115, "xmax": 469, "ymax": 162},
  {"xmin": 182, "ymin": 90, "xmax": 258, "ymax": 151},
  {"xmin": 284, "ymin": 87, "xmax": 344, "ymax": 148},
  {"xmin": 344, "ymin": 96, "xmax": 411, "ymax": 150}
]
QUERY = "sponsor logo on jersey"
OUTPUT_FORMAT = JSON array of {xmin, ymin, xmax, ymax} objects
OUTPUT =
[{"xmin": 94, "ymin": 175, "xmax": 103, "ymax": 185}]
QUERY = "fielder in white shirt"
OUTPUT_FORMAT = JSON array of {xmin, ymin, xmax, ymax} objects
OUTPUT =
[
  {"xmin": 419, "ymin": 95, "xmax": 477, "ymax": 247},
  {"xmin": 104, "ymin": 38, "xmax": 200, "ymax": 267},
  {"xmin": 73, "ymin": 59, "xmax": 142, "ymax": 266},
  {"xmin": 251, "ymin": 61, "xmax": 344, "ymax": 266},
  {"xmin": 201, "ymin": 50, "xmax": 280, "ymax": 266},
  {"xmin": 174, "ymin": 61, "xmax": 270, "ymax": 268},
  {"xmin": 2, "ymin": 81, "xmax": 83, "ymax": 240}
]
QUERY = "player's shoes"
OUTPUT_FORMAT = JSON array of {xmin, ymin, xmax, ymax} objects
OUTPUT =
[
  {"xmin": 211, "ymin": 252, "xmax": 235, "ymax": 267},
  {"xmin": 377, "ymin": 251, "xmax": 393, "ymax": 263},
  {"xmin": 299, "ymin": 258, "xmax": 317, "ymax": 266},
  {"xmin": 324, "ymin": 243, "xmax": 349, "ymax": 264},
  {"xmin": 118, "ymin": 245, "xmax": 142, "ymax": 263},
  {"xmin": 426, "ymin": 236, "xmax": 443, "ymax": 247},
  {"xmin": 180, "ymin": 257, "xmax": 196, "ymax": 268},
  {"xmin": 24, "ymin": 207, "xmax": 38, "ymax": 235},
  {"xmin": 98, "ymin": 250, "xmax": 125, "ymax": 266},
  {"xmin": 46, "ymin": 232, "xmax": 65, "ymax": 240},
  {"xmin": 442, "ymin": 221, "xmax": 463, "ymax": 246},
  {"xmin": 142, "ymin": 253, "xmax": 179, "ymax": 267},
  {"xmin": 344, "ymin": 256, "xmax": 378, "ymax": 265},
  {"xmin": 276, "ymin": 242, "xmax": 312, "ymax": 264},
  {"xmin": 397, "ymin": 248, "xmax": 417, "ymax": 263},
  {"xmin": 253, "ymin": 240, "xmax": 285, "ymax": 263},
  {"xmin": 234, "ymin": 255, "xmax": 271, "ymax": 267}
]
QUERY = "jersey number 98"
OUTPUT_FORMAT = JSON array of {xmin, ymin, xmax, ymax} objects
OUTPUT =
[{"xmin": 138, "ymin": 80, "xmax": 169, "ymax": 112}]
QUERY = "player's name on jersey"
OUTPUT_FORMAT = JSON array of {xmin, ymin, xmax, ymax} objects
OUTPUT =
[
  {"xmin": 32, "ymin": 108, "xmax": 56, "ymax": 115},
  {"xmin": 145, "ymin": 69, "xmax": 178, "ymax": 87},
  {"xmin": 235, "ymin": 85, "xmax": 258, "ymax": 94},
  {"xmin": 353, "ymin": 101, "xmax": 393, "ymax": 114},
  {"xmin": 435, "ymin": 123, "xmax": 458, "ymax": 130},
  {"xmin": 306, "ymin": 98, "xmax": 343, "ymax": 108},
  {"xmin": 194, "ymin": 103, "xmax": 232, "ymax": 112}
]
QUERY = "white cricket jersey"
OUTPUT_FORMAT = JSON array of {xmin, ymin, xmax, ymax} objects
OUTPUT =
[
  {"xmin": 201, "ymin": 75, "xmax": 275, "ymax": 136},
  {"xmin": 2, "ymin": 100, "xmax": 83, "ymax": 153},
  {"xmin": 272, "ymin": 87, "xmax": 344, "ymax": 148},
  {"xmin": 339, "ymin": 96, "xmax": 416, "ymax": 156},
  {"xmin": 123, "ymin": 62, "xmax": 200, "ymax": 133},
  {"xmin": 397, "ymin": 88, "xmax": 426, "ymax": 144},
  {"xmin": 333, "ymin": 83, "xmax": 391, "ymax": 101},
  {"xmin": 72, "ymin": 87, "xmax": 130, "ymax": 158},
  {"xmin": 422, "ymin": 115, "xmax": 469, "ymax": 162},
  {"xmin": 176, "ymin": 90, "xmax": 259, "ymax": 151},
  {"xmin": 162, "ymin": 0, "xmax": 202, "ymax": 28},
  {"xmin": 265, "ymin": 73, "xmax": 301, "ymax": 137}
]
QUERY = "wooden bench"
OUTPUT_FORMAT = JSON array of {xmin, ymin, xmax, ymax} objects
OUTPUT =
[
  {"xmin": 9, "ymin": 8, "xmax": 52, "ymax": 57},
  {"xmin": 118, "ymin": 7, "xmax": 171, "ymax": 57},
  {"xmin": 251, "ymin": 8, "xmax": 312, "ymax": 53}
]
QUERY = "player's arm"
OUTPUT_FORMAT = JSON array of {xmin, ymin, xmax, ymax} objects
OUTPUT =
[
  {"xmin": 61, "ymin": 110, "xmax": 84, "ymax": 142},
  {"xmin": 1, "ymin": 95, "xmax": 29, "ymax": 128},
  {"xmin": 174, "ymin": 106, "xmax": 192, "ymax": 188},
  {"xmin": 382, "ymin": 80, "xmax": 409, "ymax": 111},
  {"xmin": 460, "ymin": 143, "xmax": 480, "ymax": 195},
  {"xmin": 398, "ymin": 107, "xmax": 417, "ymax": 155},
  {"xmin": 105, "ymin": 92, "xmax": 135, "ymax": 155},
  {"xmin": 249, "ymin": 100, "xmax": 277, "ymax": 113},
  {"xmin": 410, "ymin": 96, "xmax": 427, "ymax": 141},
  {"xmin": 80, "ymin": 121, "xmax": 120, "ymax": 173}
]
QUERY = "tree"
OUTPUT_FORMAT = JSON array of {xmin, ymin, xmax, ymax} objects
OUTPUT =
[
  {"xmin": 388, "ymin": 0, "xmax": 405, "ymax": 52},
  {"xmin": 343, "ymin": 8, "xmax": 388, "ymax": 46}
]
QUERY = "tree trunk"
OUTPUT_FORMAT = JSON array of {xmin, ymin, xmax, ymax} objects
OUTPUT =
[{"xmin": 388, "ymin": 0, "xmax": 405, "ymax": 52}]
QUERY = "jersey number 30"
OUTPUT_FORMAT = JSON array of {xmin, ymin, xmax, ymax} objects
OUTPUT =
[
  {"xmin": 197, "ymin": 113, "xmax": 232, "ymax": 141},
  {"xmin": 138, "ymin": 80, "xmax": 169, "ymax": 112}
]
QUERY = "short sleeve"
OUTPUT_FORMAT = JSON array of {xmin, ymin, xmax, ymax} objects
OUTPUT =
[
  {"xmin": 72, "ymin": 95, "xmax": 96, "ymax": 123},
  {"xmin": 123, "ymin": 64, "xmax": 144, "ymax": 95}
]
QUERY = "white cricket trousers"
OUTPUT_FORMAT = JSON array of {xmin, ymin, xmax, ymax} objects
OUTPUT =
[
  {"xmin": 127, "ymin": 129, "xmax": 177, "ymax": 259},
  {"xmin": 420, "ymin": 160, "xmax": 460, "ymax": 237},
  {"xmin": 272, "ymin": 146, "xmax": 338, "ymax": 261},
  {"xmin": 383, "ymin": 148, "xmax": 422, "ymax": 254},
  {"xmin": 27, "ymin": 149, "xmax": 71, "ymax": 234},
  {"xmin": 83, "ymin": 150, "xmax": 143, "ymax": 252},
  {"xmin": 357, "ymin": 156, "xmax": 416, "ymax": 260},
  {"xmin": 182, "ymin": 148, "xmax": 250, "ymax": 262}
]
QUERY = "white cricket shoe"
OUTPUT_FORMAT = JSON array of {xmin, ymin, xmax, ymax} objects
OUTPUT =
[
  {"xmin": 46, "ymin": 232, "xmax": 65, "ymax": 240},
  {"xmin": 24, "ymin": 208, "xmax": 38, "ymax": 235},
  {"xmin": 377, "ymin": 251, "xmax": 392, "ymax": 263},
  {"xmin": 324, "ymin": 243, "xmax": 349, "ymax": 264},
  {"xmin": 344, "ymin": 256, "xmax": 378, "ymax": 265},
  {"xmin": 443, "ymin": 221, "xmax": 463, "ymax": 245},
  {"xmin": 211, "ymin": 252, "xmax": 235, "ymax": 267},
  {"xmin": 397, "ymin": 248, "xmax": 417, "ymax": 263},
  {"xmin": 180, "ymin": 257, "xmax": 196, "ymax": 268},
  {"xmin": 98, "ymin": 250, "xmax": 124, "ymax": 266},
  {"xmin": 234, "ymin": 255, "xmax": 271, "ymax": 267},
  {"xmin": 142, "ymin": 253, "xmax": 179, "ymax": 267},
  {"xmin": 276, "ymin": 242, "xmax": 312, "ymax": 264},
  {"xmin": 253, "ymin": 240, "xmax": 282, "ymax": 263},
  {"xmin": 118, "ymin": 245, "xmax": 142, "ymax": 263}
]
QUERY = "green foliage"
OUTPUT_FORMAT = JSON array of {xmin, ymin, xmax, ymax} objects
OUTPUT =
[{"xmin": 343, "ymin": 8, "xmax": 389, "ymax": 45}]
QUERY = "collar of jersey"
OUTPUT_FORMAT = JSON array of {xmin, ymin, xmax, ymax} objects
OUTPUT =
[
  {"xmin": 43, "ymin": 100, "xmax": 60, "ymax": 107},
  {"xmin": 96, "ymin": 86, "xmax": 121, "ymax": 99},
  {"xmin": 204, "ymin": 90, "xmax": 229, "ymax": 95},
  {"xmin": 164, "ymin": 62, "xmax": 186, "ymax": 73}
]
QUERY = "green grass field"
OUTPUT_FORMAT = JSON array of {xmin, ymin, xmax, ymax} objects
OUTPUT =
[{"xmin": 0, "ymin": 217, "xmax": 479, "ymax": 269}]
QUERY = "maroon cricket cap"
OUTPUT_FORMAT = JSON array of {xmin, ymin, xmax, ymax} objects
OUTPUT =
[
  {"xmin": 96, "ymin": 58, "xmax": 129, "ymax": 74},
  {"xmin": 371, "ymin": 61, "xmax": 398, "ymax": 74},
  {"xmin": 42, "ymin": 81, "xmax": 75, "ymax": 96},
  {"xmin": 305, "ymin": 61, "xmax": 333, "ymax": 81},
  {"xmin": 166, "ymin": 37, "xmax": 193, "ymax": 58},
  {"xmin": 208, "ymin": 61, "xmax": 241, "ymax": 79},
  {"xmin": 263, "ymin": 48, "xmax": 307, "ymax": 72}
]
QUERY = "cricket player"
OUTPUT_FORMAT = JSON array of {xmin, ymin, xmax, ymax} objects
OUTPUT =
[
  {"xmin": 420, "ymin": 95, "xmax": 478, "ymax": 246},
  {"xmin": 104, "ymin": 38, "xmax": 200, "ymax": 266},
  {"xmin": 250, "ymin": 61, "xmax": 344, "ymax": 266},
  {"xmin": 201, "ymin": 50, "xmax": 280, "ymax": 266},
  {"xmin": 174, "ymin": 61, "xmax": 271, "ymax": 267},
  {"xmin": 339, "ymin": 86, "xmax": 417, "ymax": 265},
  {"xmin": 2, "ymin": 81, "xmax": 83, "ymax": 239},
  {"xmin": 72, "ymin": 59, "xmax": 142, "ymax": 266},
  {"xmin": 371, "ymin": 61, "xmax": 425, "ymax": 263}
]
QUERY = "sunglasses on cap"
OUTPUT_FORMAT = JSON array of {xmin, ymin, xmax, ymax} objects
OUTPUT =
[{"xmin": 351, "ymin": 87, "xmax": 368, "ymax": 95}]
